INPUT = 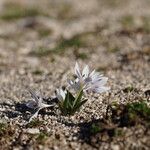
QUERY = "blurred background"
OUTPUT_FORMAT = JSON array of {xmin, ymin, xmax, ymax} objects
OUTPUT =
[{"xmin": 0, "ymin": 0, "xmax": 149, "ymax": 100}]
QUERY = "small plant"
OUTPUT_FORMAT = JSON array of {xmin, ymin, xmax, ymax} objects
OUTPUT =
[
  {"xmin": 90, "ymin": 123, "xmax": 101, "ymax": 134},
  {"xmin": 127, "ymin": 101, "xmax": 150, "ymax": 121},
  {"xmin": 80, "ymin": 101, "xmax": 150, "ymax": 147},
  {"xmin": 56, "ymin": 62, "xmax": 109, "ymax": 115},
  {"xmin": 56, "ymin": 89, "xmax": 87, "ymax": 115},
  {"xmin": 109, "ymin": 101, "xmax": 150, "ymax": 126}
]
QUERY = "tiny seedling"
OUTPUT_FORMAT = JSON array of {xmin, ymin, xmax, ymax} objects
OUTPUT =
[{"xmin": 90, "ymin": 123, "xmax": 101, "ymax": 134}]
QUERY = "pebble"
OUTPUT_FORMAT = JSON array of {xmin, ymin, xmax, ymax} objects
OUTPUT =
[
  {"xmin": 26, "ymin": 128, "xmax": 40, "ymax": 134},
  {"xmin": 111, "ymin": 144, "xmax": 120, "ymax": 150}
]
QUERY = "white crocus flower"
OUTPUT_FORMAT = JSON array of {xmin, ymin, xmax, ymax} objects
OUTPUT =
[
  {"xmin": 56, "ymin": 88, "xmax": 67, "ymax": 101},
  {"xmin": 26, "ymin": 88, "xmax": 54, "ymax": 122},
  {"xmin": 68, "ymin": 62, "xmax": 110, "ymax": 93}
]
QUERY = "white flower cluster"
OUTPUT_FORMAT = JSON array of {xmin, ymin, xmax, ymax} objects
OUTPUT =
[{"xmin": 56, "ymin": 62, "xmax": 110, "ymax": 100}]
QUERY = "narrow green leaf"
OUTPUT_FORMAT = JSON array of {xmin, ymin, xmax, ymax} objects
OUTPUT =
[
  {"xmin": 73, "ymin": 89, "xmax": 83, "ymax": 108},
  {"xmin": 63, "ymin": 91, "xmax": 70, "ymax": 109},
  {"xmin": 58, "ymin": 90, "xmax": 84, "ymax": 115},
  {"xmin": 59, "ymin": 90, "xmax": 75, "ymax": 115},
  {"xmin": 67, "ymin": 90, "xmax": 75, "ymax": 106},
  {"xmin": 74, "ymin": 99, "xmax": 87, "ymax": 111},
  {"xmin": 73, "ymin": 99, "xmax": 88, "ymax": 113}
]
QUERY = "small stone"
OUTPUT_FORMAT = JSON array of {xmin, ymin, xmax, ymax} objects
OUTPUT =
[
  {"xmin": 72, "ymin": 136, "xmax": 77, "ymax": 141},
  {"xmin": 26, "ymin": 128, "xmax": 40, "ymax": 134},
  {"xmin": 111, "ymin": 144, "xmax": 120, "ymax": 150}
]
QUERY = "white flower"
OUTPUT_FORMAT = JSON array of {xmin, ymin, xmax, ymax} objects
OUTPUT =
[
  {"xmin": 56, "ymin": 88, "xmax": 67, "ymax": 101},
  {"xmin": 26, "ymin": 88, "xmax": 54, "ymax": 122},
  {"xmin": 68, "ymin": 62, "xmax": 110, "ymax": 93}
]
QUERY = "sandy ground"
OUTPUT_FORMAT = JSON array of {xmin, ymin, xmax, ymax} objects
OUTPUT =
[{"xmin": 0, "ymin": 0, "xmax": 150, "ymax": 149}]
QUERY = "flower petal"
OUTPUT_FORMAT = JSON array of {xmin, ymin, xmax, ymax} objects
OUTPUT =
[
  {"xmin": 89, "ymin": 69, "xmax": 95, "ymax": 77},
  {"xmin": 56, "ymin": 89, "xmax": 62, "ymax": 101},
  {"xmin": 91, "ymin": 72, "xmax": 103, "ymax": 82},
  {"xmin": 26, "ymin": 100, "xmax": 37, "ymax": 109},
  {"xmin": 67, "ymin": 79, "xmax": 73, "ymax": 86},
  {"xmin": 84, "ymin": 77, "xmax": 92, "ymax": 83},
  {"xmin": 69, "ymin": 62, "xmax": 109, "ymax": 94},
  {"xmin": 56, "ymin": 88, "xmax": 67, "ymax": 101},
  {"xmin": 29, "ymin": 108, "xmax": 41, "ymax": 122},
  {"xmin": 97, "ymin": 77, "xmax": 108, "ymax": 86},
  {"xmin": 82, "ymin": 65, "xmax": 89, "ymax": 78},
  {"xmin": 60, "ymin": 89, "xmax": 66, "ymax": 100},
  {"xmin": 93, "ymin": 86, "xmax": 110, "ymax": 93},
  {"xmin": 41, "ymin": 103, "xmax": 54, "ymax": 108},
  {"xmin": 28, "ymin": 88, "xmax": 39, "ymax": 103},
  {"xmin": 75, "ymin": 62, "xmax": 82, "ymax": 78}
]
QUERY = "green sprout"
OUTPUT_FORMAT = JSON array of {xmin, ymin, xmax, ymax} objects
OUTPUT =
[
  {"xmin": 90, "ymin": 123, "xmax": 101, "ymax": 134},
  {"xmin": 56, "ymin": 89, "xmax": 87, "ymax": 115},
  {"xmin": 127, "ymin": 101, "xmax": 150, "ymax": 121}
]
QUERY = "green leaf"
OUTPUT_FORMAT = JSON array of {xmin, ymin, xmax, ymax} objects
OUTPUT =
[
  {"xmin": 57, "ymin": 89, "xmax": 86, "ymax": 116},
  {"xmin": 73, "ymin": 89, "xmax": 83, "ymax": 108},
  {"xmin": 67, "ymin": 91, "xmax": 75, "ymax": 114},
  {"xmin": 73, "ymin": 99, "xmax": 87, "ymax": 113},
  {"xmin": 63, "ymin": 91, "xmax": 69, "ymax": 109},
  {"xmin": 58, "ymin": 90, "xmax": 76, "ymax": 115},
  {"xmin": 67, "ymin": 90, "xmax": 75, "ymax": 106}
]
